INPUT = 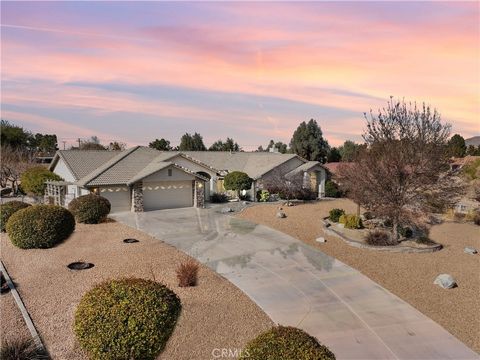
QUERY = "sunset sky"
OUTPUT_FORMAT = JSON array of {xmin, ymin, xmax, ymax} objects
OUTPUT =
[{"xmin": 1, "ymin": 1, "xmax": 479, "ymax": 150}]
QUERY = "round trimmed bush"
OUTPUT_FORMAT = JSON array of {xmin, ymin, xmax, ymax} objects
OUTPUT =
[
  {"xmin": 6, "ymin": 205, "xmax": 75, "ymax": 249},
  {"xmin": 68, "ymin": 194, "xmax": 111, "ymax": 224},
  {"xmin": 20, "ymin": 166, "xmax": 62, "ymax": 196},
  {"xmin": 241, "ymin": 326, "xmax": 335, "ymax": 360},
  {"xmin": 0, "ymin": 201, "xmax": 31, "ymax": 232},
  {"xmin": 74, "ymin": 278, "xmax": 181, "ymax": 360},
  {"xmin": 328, "ymin": 208, "xmax": 345, "ymax": 223}
]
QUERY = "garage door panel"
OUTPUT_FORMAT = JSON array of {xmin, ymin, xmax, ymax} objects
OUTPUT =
[
  {"xmin": 143, "ymin": 181, "xmax": 193, "ymax": 211},
  {"xmin": 100, "ymin": 186, "xmax": 131, "ymax": 213}
]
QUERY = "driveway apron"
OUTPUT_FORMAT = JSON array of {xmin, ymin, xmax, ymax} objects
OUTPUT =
[{"xmin": 112, "ymin": 207, "xmax": 479, "ymax": 360}]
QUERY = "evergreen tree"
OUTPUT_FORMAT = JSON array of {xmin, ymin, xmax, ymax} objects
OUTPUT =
[
  {"xmin": 289, "ymin": 119, "xmax": 330, "ymax": 162},
  {"xmin": 447, "ymin": 134, "xmax": 466, "ymax": 157},
  {"xmin": 179, "ymin": 132, "xmax": 207, "ymax": 151}
]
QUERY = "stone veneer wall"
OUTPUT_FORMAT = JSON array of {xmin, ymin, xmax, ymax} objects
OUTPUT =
[
  {"xmin": 132, "ymin": 181, "xmax": 144, "ymax": 212},
  {"xmin": 194, "ymin": 179, "xmax": 205, "ymax": 208}
]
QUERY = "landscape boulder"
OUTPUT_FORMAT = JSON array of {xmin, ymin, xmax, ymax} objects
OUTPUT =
[
  {"xmin": 221, "ymin": 207, "xmax": 234, "ymax": 214},
  {"xmin": 276, "ymin": 211, "xmax": 286, "ymax": 219},
  {"xmin": 316, "ymin": 237, "xmax": 326, "ymax": 243},
  {"xmin": 433, "ymin": 274, "xmax": 457, "ymax": 289},
  {"xmin": 464, "ymin": 247, "xmax": 477, "ymax": 255}
]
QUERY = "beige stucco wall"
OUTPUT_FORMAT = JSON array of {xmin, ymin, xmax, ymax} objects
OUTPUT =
[{"xmin": 142, "ymin": 166, "xmax": 196, "ymax": 183}]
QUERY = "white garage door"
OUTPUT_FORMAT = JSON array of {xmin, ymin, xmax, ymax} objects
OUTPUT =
[
  {"xmin": 143, "ymin": 181, "xmax": 193, "ymax": 211},
  {"xmin": 100, "ymin": 186, "xmax": 131, "ymax": 213}
]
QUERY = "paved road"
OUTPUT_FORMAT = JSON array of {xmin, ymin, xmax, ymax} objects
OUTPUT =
[{"xmin": 112, "ymin": 206, "xmax": 479, "ymax": 360}]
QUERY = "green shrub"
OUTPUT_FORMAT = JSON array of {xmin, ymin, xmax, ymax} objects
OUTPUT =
[
  {"xmin": 328, "ymin": 208, "xmax": 345, "ymax": 222},
  {"xmin": 74, "ymin": 278, "xmax": 181, "ymax": 360},
  {"xmin": 345, "ymin": 214, "xmax": 363, "ymax": 229},
  {"xmin": 339, "ymin": 214, "xmax": 363, "ymax": 229},
  {"xmin": 210, "ymin": 193, "xmax": 228, "ymax": 203},
  {"xmin": 365, "ymin": 230, "xmax": 397, "ymax": 246},
  {"xmin": 6, "ymin": 205, "xmax": 75, "ymax": 249},
  {"xmin": 0, "ymin": 201, "xmax": 31, "ymax": 232},
  {"xmin": 223, "ymin": 171, "xmax": 253, "ymax": 196},
  {"xmin": 241, "ymin": 326, "xmax": 335, "ymax": 360},
  {"xmin": 68, "ymin": 194, "xmax": 111, "ymax": 224},
  {"xmin": 325, "ymin": 180, "xmax": 341, "ymax": 198},
  {"xmin": 258, "ymin": 190, "xmax": 270, "ymax": 202},
  {"xmin": 20, "ymin": 166, "xmax": 62, "ymax": 196}
]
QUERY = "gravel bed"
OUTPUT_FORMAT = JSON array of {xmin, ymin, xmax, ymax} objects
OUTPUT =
[
  {"xmin": 237, "ymin": 199, "xmax": 480, "ymax": 353},
  {"xmin": 0, "ymin": 222, "xmax": 273, "ymax": 359},
  {"xmin": 0, "ymin": 292, "xmax": 32, "ymax": 345}
]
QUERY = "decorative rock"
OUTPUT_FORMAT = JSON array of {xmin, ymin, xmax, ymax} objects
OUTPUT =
[
  {"xmin": 464, "ymin": 247, "xmax": 477, "ymax": 255},
  {"xmin": 221, "ymin": 207, "xmax": 234, "ymax": 214},
  {"xmin": 276, "ymin": 211, "xmax": 286, "ymax": 218},
  {"xmin": 278, "ymin": 207, "xmax": 283, "ymax": 210},
  {"xmin": 242, "ymin": 201, "xmax": 249, "ymax": 205},
  {"xmin": 433, "ymin": 274, "xmax": 457, "ymax": 289},
  {"xmin": 316, "ymin": 237, "xmax": 326, "ymax": 243}
]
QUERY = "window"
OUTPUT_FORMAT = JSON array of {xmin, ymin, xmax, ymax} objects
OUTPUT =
[{"xmin": 168, "ymin": 168, "xmax": 173, "ymax": 177}]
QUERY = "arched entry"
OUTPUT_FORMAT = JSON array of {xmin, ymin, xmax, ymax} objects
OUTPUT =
[{"xmin": 196, "ymin": 172, "xmax": 211, "ymax": 201}]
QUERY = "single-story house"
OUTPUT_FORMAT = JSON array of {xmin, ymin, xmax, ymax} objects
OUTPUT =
[{"xmin": 48, "ymin": 146, "xmax": 326, "ymax": 213}]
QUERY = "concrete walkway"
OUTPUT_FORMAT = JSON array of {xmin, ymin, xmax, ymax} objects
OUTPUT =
[{"xmin": 112, "ymin": 206, "xmax": 479, "ymax": 360}]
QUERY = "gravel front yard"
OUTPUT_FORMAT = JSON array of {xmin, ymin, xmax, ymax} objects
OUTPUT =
[
  {"xmin": 1, "ymin": 292, "xmax": 31, "ymax": 345},
  {"xmin": 237, "ymin": 199, "xmax": 480, "ymax": 353},
  {"xmin": 0, "ymin": 221, "xmax": 273, "ymax": 359}
]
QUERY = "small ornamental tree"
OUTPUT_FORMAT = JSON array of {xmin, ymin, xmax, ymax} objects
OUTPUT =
[
  {"xmin": 20, "ymin": 167, "xmax": 62, "ymax": 196},
  {"xmin": 338, "ymin": 98, "xmax": 464, "ymax": 240},
  {"xmin": 223, "ymin": 171, "xmax": 253, "ymax": 198}
]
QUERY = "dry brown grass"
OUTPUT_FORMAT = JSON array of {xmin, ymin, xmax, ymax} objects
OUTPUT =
[
  {"xmin": 176, "ymin": 260, "xmax": 199, "ymax": 287},
  {"xmin": 238, "ymin": 199, "xmax": 480, "ymax": 353}
]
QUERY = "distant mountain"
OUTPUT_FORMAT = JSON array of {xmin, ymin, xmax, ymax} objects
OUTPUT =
[{"xmin": 465, "ymin": 136, "xmax": 480, "ymax": 147}]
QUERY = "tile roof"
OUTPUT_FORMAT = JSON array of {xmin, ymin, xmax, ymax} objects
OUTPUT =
[
  {"xmin": 179, "ymin": 151, "xmax": 301, "ymax": 179},
  {"xmin": 50, "ymin": 150, "xmax": 121, "ymax": 180},
  {"xmin": 55, "ymin": 147, "xmax": 309, "ymax": 186},
  {"xmin": 285, "ymin": 161, "xmax": 323, "ymax": 177},
  {"xmin": 77, "ymin": 146, "xmax": 162, "ymax": 186}
]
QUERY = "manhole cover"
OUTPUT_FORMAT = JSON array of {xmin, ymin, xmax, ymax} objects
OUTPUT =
[
  {"xmin": 123, "ymin": 238, "xmax": 139, "ymax": 243},
  {"xmin": 67, "ymin": 262, "xmax": 94, "ymax": 270}
]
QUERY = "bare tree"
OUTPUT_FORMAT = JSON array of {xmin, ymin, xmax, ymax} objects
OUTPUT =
[
  {"xmin": 1, "ymin": 146, "xmax": 35, "ymax": 194},
  {"xmin": 262, "ymin": 168, "xmax": 306, "ymax": 200},
  {"xmin": 338, "ymin": 98, "xmax": 464, "ymax": 239}
]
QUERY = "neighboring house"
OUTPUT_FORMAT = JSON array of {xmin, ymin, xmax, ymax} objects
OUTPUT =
[
  {"xmin": 49, "ymin": 146, "xmax": 326, "ymax": 213},
  {"xmin": 450, "ymin": 156, "xmax": 480, "ymax": 172}
]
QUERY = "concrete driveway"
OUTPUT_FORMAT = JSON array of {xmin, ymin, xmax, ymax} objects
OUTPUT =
[{"xmin": 112, "ymin": 206, "xmax": 479, "ymax": 360}]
